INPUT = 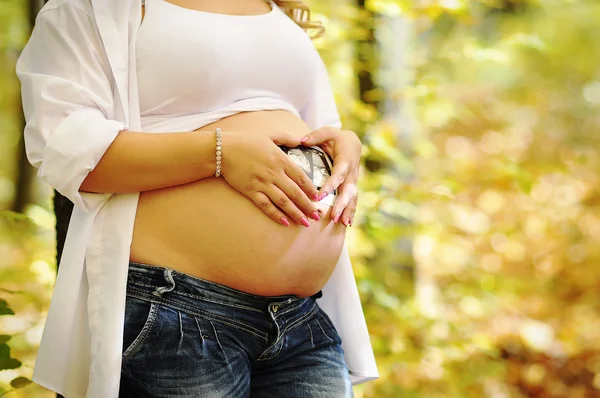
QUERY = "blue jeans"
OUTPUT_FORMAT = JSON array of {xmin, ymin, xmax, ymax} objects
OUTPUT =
[{"xmin": 119, "ymin": 262, "xmax": 353, "ymax": 397}]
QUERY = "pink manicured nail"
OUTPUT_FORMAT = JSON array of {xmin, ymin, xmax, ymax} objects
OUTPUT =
[
  {"xmin": 333, "ymin": 212, "xmax": 341, "ymax": 223},
  {"xmin": 301, "ymin": 217, "xmax": 310, "ymax": 227},
  {"xmin": 318, "ymin": 192, "xmax": 328, "ymax": 201},
  {"xmin": 311, "ymin": 211, "xmax": 320, "ymax": 221},
  {"xmin": 344, "ymin": 218, "xmax": 351, "ymax": 226},
  {"xmin": 312, "ymin": 193, "xmax": 319, "ymax": 201},
  {"xmin": 300, "ymin": 136, "xmax": 310, "ymax": 143},
  {"xmin": 280, "ymin": 217, "xmax": 290, "ymax": 227}
]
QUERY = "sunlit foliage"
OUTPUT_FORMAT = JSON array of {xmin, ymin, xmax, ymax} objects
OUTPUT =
[{"xmin": 311, "ymin": 0, "xmax": 600, "ymax": 397}]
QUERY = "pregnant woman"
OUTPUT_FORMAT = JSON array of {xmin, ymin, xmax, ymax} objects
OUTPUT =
[{"xmin": 17, "ymin": 0, "xmax": 379, "ymax": 397}]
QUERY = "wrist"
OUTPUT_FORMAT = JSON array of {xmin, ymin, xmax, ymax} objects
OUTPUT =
[
  {"xmin": 213, "ymin": 130, "xmax": 244, "ymax": 178},
  {"xmin": 186, "ymin": 129, "xmax": 227, "ymax": 179}
]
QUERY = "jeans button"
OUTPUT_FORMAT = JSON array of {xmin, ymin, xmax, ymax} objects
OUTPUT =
[{"xmin": 271, "ymin": 304, "xmax": 279, "ymax": 313}]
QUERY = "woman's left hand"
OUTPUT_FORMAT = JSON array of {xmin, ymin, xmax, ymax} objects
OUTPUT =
[{"xmin": 300, "ymin": 126, "xmax": 362, "ymax": 227}]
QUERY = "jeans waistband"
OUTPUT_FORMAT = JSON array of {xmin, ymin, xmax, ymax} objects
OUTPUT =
[{"xmin": 127, "ymin": 261, "xmax": 322, "ymax": 313}]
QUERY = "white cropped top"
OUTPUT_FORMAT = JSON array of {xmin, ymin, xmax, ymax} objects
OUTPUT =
[{"xmin": 137, "ymin": 0, "xmax": 322, "ymax": 132}]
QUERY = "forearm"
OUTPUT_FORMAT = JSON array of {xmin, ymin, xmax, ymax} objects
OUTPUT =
[{"xmin": 80, "ymin": 130, "xmax": 217, "ymax": 194}]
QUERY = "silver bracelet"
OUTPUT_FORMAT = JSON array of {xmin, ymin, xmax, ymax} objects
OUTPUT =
[{"xmin": 215, "ymin": 128, "xmax": 222, "ymax": 177}]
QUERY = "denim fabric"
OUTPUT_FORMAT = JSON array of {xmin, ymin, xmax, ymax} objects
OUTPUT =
[{"xmin": 119, "ymin": 262, "xmax": 353, "ymax": 398}]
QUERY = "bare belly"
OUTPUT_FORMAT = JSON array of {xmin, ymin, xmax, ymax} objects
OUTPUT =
[{"xmin": 129, "ymin": 110, "xmax": 346, "ymax": 297}]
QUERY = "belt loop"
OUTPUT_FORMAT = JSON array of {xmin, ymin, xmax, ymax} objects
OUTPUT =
[{"xmin": 153, "ymin": 268, "xmax": 176, "ymax": 298}]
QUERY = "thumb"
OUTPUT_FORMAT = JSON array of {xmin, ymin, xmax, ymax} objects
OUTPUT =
[{"xmin": 300, "ymin": 127, "xmax": 337, "ymax": 146}]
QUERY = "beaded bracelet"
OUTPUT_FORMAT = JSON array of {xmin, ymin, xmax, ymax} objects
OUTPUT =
[{"xmin": 215, "ymin": 128, "xmax": 222, "ymax": 177}]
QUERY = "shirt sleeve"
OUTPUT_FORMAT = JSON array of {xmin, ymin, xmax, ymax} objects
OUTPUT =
[
  {"xmin": 299, "ymin": 53, "xmax": 342, "ymax": 130},
  {"xmin": 16, "ymin": 6, "xmax": 127, "ymax": 212}
]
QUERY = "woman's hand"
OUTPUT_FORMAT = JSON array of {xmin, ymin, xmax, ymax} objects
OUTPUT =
[
  {"xmin": 300, "ymin": 126, "xmax": 361, "ymax": 227},
  {"xmin": 219, "ymin": 131, "xmax": 321, "ymax": 227}
]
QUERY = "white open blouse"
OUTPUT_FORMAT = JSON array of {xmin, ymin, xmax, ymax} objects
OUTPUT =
[{"xmin": 16, "ymin": 1, "xmax": 379, "ymax": 397}]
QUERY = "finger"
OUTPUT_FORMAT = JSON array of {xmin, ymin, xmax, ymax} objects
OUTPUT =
[
  {"xmin": 250, "ymin": 192, "xmax": 291, "ymax": 227},
  {"xmin": 300, "ymin": 126, "xmax": 338, "ymax": 146},
  {"xmin": 270, "ymin": 132, "xmax": 303, "ymax": 148},
  {"xmin": 277, "ymin": 171, "xmax": 320, "ymax": 221},
  {"xmin": 317, "ymin": 161, "xmax": 350, "ymax": 201},
  {"xmin": 283, "ymin": 158, "xmax": 319, "ymax": 202},
  {"xmin": 339, "ymin": 194, "xmax": 358, "ymax": 226},
  {"xmin": 331, "ymin": 183, "xmax": 357, "ymax": 223},
  {"xmin": 264, "ymin": 184, "xmax": 312, "ymax": 227}
]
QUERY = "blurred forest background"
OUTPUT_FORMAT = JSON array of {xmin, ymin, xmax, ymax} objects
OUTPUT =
[{"xmin": 2, "ymin": 0, "xmax": 600, "ymax": 396}]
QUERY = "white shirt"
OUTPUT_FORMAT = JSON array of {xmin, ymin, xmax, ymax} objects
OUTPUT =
[{"xmin": 16, "ymin": 1, "xmax": 379, "ymax": 397}]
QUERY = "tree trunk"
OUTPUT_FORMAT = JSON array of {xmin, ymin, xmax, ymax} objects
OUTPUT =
[
  {"xmin": 11, "ymin": 0, "xmax": 45, "ymax": 212},
  {"xmin": 12, "ymin": 131, "xmax": 34, "ymax": 213},
  {"xmin": 355, "ymin": 0, "xmax": 380, "ymax": 110}
]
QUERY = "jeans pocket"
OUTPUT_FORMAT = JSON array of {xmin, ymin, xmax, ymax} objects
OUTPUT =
[
  {"xmin": 315, "ymin": 305, "xmax": 343, "ymax": 346},
  {"xmin": 122, "ymin": 295, "xmax": 160, "ymax": 361}
]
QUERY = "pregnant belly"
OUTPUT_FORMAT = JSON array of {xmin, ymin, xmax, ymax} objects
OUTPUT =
[{"xmin": 129, "ymin": 110, "xmax": 346, "ymax": 297}]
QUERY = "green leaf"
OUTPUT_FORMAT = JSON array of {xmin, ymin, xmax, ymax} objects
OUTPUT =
[
  {"xmin": 0, "ymin": 335, "xmax": 10, "ymax": 344},
  {"xmin": 0, "ymin": 344, "xmax": 21, "ymax": 371},
  {"xmin": 0, "ymin": 299, "xmax": 14, "ymax": 316},
  {"xmin": 10, "ymin": 377, "xmax": 32, "ymax": 389},
  {"xmin": 0, "ymin": 357, "xmax": 21, "ymax": 371}
]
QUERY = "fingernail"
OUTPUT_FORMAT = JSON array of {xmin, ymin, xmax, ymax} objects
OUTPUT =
[
  {"xmin": 333, "ymin": 212, "xmax": 341, "ymax": 223},
  {"xmin": 300, "ymin": 136, "xmax": 310, "ymax": 143},
  {"xmin": 344, "ymin": 217, "xmax": 351, "ymax": 226},
  {"xmin": 301, "ymin": 217, "xmax": 311, "ymax": 228},
  {"xmin": 311, "ymin": 211, "xmax": 320, "ymax": 221},
  {"xmin": 280, "ymin": 217, "xmax": 290, "ymax": 227},
  {"xmin": 318, "ymin": 192, "xmax": 328, "ymax": 201},
  {"xmin": 312, "ymin": 193, "xmax": 319, "ymax": 201}
]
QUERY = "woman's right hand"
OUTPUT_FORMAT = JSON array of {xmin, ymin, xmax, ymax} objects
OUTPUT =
[{"xmin": 218, "ymin": 130, "xmax": 320, "ymax": 227}]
